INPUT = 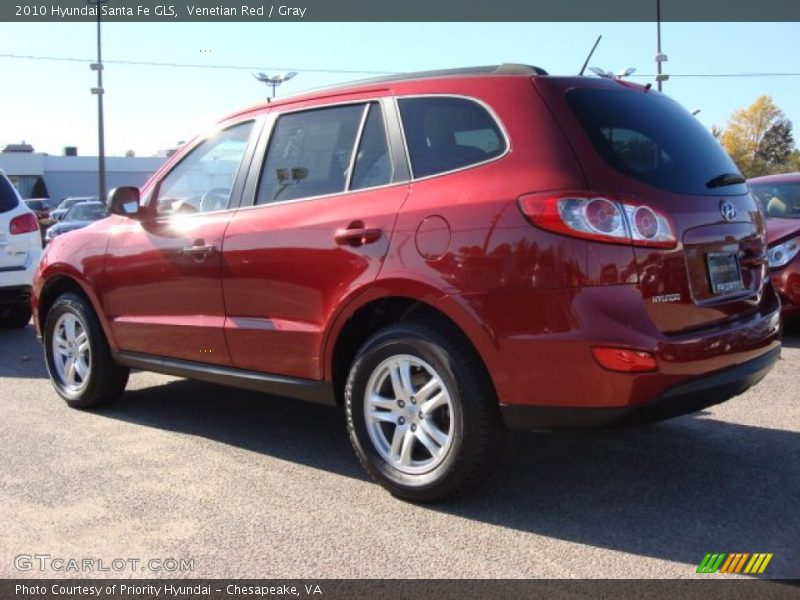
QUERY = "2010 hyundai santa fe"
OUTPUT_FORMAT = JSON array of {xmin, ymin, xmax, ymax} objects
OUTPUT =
[{"xmin": 33, "ymin": 65, "xmax": 781, "ymax": 501}]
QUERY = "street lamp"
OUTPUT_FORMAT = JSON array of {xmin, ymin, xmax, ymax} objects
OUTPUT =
[
  {"xmin": 253, "ymin": 71, "xmax": 298, "ymax": 99},
  {"xmin": 655, "ymin": 0, "xmax": 669, "ymax": 91},
  {"xmin": 88, "ymin": 0, "xmax": 109, "ymax": 203}
]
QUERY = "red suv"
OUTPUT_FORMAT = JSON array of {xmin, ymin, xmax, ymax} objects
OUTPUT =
[{"xmin": 33, "ymin": 65, "xmax": 781, "ymax": 501}]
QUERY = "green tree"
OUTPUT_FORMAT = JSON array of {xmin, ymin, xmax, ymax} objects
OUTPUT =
[
  {"xmin": 756, "ymin": 119, "xmax": 794, "ymax": 166},
  {"xmin": 718, "ymin": 95, "xmax": 797, "ymax": 177}
]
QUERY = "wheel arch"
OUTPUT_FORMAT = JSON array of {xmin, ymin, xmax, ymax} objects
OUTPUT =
[
  {"xmin": 325, "ymin": 281, "xmax": 503, "ymax": 406},
  {"xmin": 36, "ymin": 272, "xmax": 114, "ymax": 348}
]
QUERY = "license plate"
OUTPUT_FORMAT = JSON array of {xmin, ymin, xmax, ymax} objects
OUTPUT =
[{"xmin": 706, "ymin": 252, "xmax": 744, "ymax": 294}]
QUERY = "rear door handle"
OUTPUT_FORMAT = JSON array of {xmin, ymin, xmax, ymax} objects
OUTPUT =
[{"xmin": 334, "ymin": 227, "xmax": 382, "ymax": 246}]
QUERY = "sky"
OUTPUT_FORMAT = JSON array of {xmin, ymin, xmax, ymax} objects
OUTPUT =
[{"xmin": 0, "ymin": 21, "xmax": 798, "ymax": 156}]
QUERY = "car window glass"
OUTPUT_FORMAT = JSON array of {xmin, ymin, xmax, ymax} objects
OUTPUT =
[
  {"xmin": 750, "ymin": 182, "xmax": 800, "ymax": 218},
  {"xmin": 350, "ymin": 103, "xmax": 393, "ymax": 191},
  {"xmin": 567, "ymin": 88, "xmax": 747, "ymax": 196},
  {"xmin": 0, "ymin": 175, "xmax": 20, "ymax": 213},
  {"xmin": 256, "ymin": 104, "xmax": 364, "ymax": 205},
  {"xmin": 67, "ymin": 204, "xmax": 107, "ymax": 221},
  {"xmin": 155, "ymin": 121, "xmax": 254, "ymax": 215},
  {"xmin": 398, "ymin": 97, "xmax": 506, "ymax": 178},
  {"xmin": 599, "ymin": 127, "xmax": 672, "ymax": 172}
]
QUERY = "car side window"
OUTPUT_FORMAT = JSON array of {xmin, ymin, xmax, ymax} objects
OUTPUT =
[
  {"xmin": 398, "ymin": 97, "xmax": 506, "ymax": 179},
  {"xmin": 256, "ymin": 104, "xmax": 364, "ymax": 205},
  {"xmin": 351, "ymin": 103, "xmax": 393, "ymax": 191},
  {"xmin": 154, "ymin": 121, "xmax": 254, "ymax": 215}
]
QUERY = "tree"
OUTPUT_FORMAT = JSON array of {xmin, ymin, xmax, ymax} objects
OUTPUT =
[
  {"xmin": 756, "ymin": 119, "xmax": 794, "ymax": 166},
  {"xmin": 718, "ymin": 95, "xmax": 797, "ymax": 177}
]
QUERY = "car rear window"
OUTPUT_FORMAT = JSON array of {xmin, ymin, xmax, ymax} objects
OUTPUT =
[
  {"xmin": 750, "ymin": 182, "xmax": 800, "ymax": 218},
  {"xmin": 398, "ymin": 97, "xmax": 506, "ymax": 179},
  {"xmin": 566, "ymin": 88, "xmax": 747, "ymax": 196},
  {"xmin": 0, "ymin": 175, "xmax": 20, "ymax": 213}
]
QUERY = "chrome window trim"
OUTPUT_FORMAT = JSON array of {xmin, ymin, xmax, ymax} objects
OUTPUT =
[
  {"xmin": 394, "ymin": 93, "xmax": 511, "ymax": 182},
  {"xmin": 236, "ymin": 180, "xmax": 410, "ymax": 214}
]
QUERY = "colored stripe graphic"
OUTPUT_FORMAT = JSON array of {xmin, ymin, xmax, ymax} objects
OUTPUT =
[
  {"xmin": 697, "ymin": 553, "xmax": 728, "ymax": 573},
  {"xmin": 733, "ymin": 553, "xmax": 750, "ymax": 573},
  {"xmin": 699, "ymin": 552, "xmax": 773, "ymax": 574},
  {"xmin": 744, "ymin": 553, "xmax": 774, "ymax": 574}
]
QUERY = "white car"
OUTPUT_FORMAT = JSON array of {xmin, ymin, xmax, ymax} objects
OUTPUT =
[{"xmin": 0, "ymin": 170, "xmax": 42, "ymax": 328}]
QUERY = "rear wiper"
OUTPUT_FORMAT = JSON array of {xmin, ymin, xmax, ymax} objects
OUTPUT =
[{"xmin": 706, "ymin": 172, "xmax": 746, "ymax": 188}]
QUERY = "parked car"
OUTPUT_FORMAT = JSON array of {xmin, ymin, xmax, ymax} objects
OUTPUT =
[
  {"xmin": 51, "ymin": 196, "xmax": 98, "ymax": 222},
  {"xmin": 45, "ymin": 200, "xmax": 108, "ymax": 244},
  {"xmin": 33, "ymin": 64, "xmax": 781, "ymax": 501},
  {"xmin": 749, "ymin": 172, "xmax": 800, "ymax": 320},
  {"xmin": 24, "ymin": 198, "xmax": 51, "ymax": 221},
  {"xmin": 0, "ymin": 171, "xmax": 42, "ymax": 328}
]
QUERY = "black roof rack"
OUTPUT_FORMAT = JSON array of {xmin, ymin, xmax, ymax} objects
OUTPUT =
[
  {"xmin": 337, "ymin": 63, "xmax": 548, "ymax": 88},
  {"xmin": 271, "ymin": 64, "xmax": 549, "ymax": 101}
]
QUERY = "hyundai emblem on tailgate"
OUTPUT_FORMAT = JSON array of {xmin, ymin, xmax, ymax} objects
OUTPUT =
[{"xmin": 720, "ymin": 201, "xmax": 737, "ymax": 221}]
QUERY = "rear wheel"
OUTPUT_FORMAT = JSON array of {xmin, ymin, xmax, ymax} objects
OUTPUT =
[
  {"xmin": 44, "ymin": 293, "xmax": 129, "ymax": 408},
  {"xmin": 345, "ymin": 322, "xmax": 505, "ymax": 502},
  {"xmin": 0, "ymin": 302, "xmax": 32, "ymax": 329}
]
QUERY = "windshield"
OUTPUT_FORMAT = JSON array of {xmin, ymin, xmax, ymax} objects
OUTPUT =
[
  {"xmin": 65, "ymin": 203, "xmax": 107, "ymax": 222},
  {"xmin": 25, "ymin": 200, "xmax": 44, "ymax": 210},
  {"xmin": 750, "ymin": 182, "xmax": 800, "ymax": 218},
  {"xmin": 59, "ymin": 197, "xmax": 90, "ymax": 209},
  {"xmin": 566, "ymin": 88, "xmax": 748, "ymax": 196}
]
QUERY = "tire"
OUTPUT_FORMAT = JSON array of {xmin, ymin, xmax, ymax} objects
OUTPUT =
[
  {"xmin": 43, "ymin": 292, "xmax": 129, "ymax": 408},
  {"xmin": 0, "ymin": 302, "xmax": 32, "ymax": 329},
  {"xmin": 345, "ymin": 321, "xmax": 505, "ymax": 502}
]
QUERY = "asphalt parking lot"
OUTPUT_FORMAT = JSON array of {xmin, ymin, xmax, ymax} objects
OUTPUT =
[{"xmin": 1, "ymin": 323, "xmax": 798, "ymax": 579}]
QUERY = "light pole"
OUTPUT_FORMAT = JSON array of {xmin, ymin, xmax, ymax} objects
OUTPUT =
[
  {"xmin": 88, "ymin": 0, "xmax": 109, "ymax": 203},
  {"xmin": 253, "ymin": 71, "xmax": 298, "ymax": 99},
  {"xmin": 655, "ymin": 0, "xmax": 669, "ymax": 91}
]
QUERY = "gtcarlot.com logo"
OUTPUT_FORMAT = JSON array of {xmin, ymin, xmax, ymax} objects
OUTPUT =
[
  {"xmin": 14, "ymin": 554, "xmax": 194, "ymax": 573},
  {"xmin": 696, "ymin": 552, "xmax": 773, "ymax": 574}
]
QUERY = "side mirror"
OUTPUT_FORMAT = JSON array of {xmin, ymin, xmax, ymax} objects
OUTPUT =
[{"xmin": 108, "ymin": 186, "xmax": 141, "ymax": 218}]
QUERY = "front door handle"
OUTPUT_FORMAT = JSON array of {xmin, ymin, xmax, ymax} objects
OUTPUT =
[
  {"xmin": 334, "ymin": 226, "xmax": 382, "ymax": 247},
  {"xmin": 181, "ymin": 241, "xmax": 217, "ymax": 260}
]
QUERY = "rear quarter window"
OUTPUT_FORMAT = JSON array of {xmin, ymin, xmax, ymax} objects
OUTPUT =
[
  {"xmin": 566, "ymin": 88, "xmax": 747, "ymax": 196},
  {"xmin": 398, "ymin": 97, "xmax": 506, "ymax": 179},
  {"xmin": 0, "ymin": 175, "xmax": 21, "ymax": 213}
]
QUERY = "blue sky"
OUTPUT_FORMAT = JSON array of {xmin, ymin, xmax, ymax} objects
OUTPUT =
[{"xmin": 0, "ymin": 22, "xmax": 798, "ymax": 156}]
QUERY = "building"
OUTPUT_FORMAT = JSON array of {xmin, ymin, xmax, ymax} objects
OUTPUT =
[{"xmin": 0, "ymin": 147, "xmax": 165, "ymax": 202}]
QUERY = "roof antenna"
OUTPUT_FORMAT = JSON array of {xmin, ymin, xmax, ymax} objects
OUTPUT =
[{"xmin": 579, "ymin": 35, "xmax": 602, "ymax": 76}]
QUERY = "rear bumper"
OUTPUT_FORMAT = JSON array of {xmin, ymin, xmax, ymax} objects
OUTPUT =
[
  {"xmin": 444, "ymin": 282, "xmax": 782, "ymax": 412},
  {"xmin": 501, "ymin": 345, "xmax": 780, "ymax": 430}
]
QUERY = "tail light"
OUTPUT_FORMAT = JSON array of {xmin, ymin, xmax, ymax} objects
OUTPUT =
[
  {"xmin": 518, "ymin": 192, "xmax": 677, "ymax": 248},
  {"xmin": 592, "ymin": 347, "xmax": 657, "ymax": 373},
  {"xmin": 9, "ymin": 212, "xmax": 39, "ymax": 235}
]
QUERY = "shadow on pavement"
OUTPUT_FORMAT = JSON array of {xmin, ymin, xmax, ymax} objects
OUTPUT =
[
  {"xmin": 0, "ymin": 324, "xmax": 48, "ymax": 378},
  {"xmin": 781, "ymin": 328, "xmax": 800, "ymax": 349},
  {"xmin": 103, "ymin": 378, "xmax": 366, "ymax": 480},
  {"xmin": 98, "ymin": 377, "xmax": 799, "ymax": 578}
]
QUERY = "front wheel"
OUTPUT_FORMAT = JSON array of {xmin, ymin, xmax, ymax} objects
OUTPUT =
[
  {"xmin": 345, "ymin": 322, "xmax": 505, "ymax": 502},
  {"xmin": 44, "ymin": 292, "xmax": 129, "ymax": 408}
]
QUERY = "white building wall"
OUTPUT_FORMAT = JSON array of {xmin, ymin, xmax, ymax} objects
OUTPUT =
[{"xmin": 0, "ymin": 153, "xmax": 165, "ymax": 201}]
